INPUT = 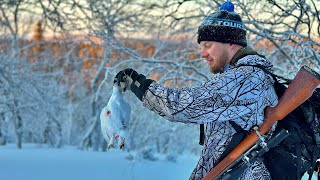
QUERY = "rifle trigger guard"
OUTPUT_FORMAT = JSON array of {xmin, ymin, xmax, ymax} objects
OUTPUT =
[{"xmin": 253, "ymin": 126, "xmax": 268, "ymax": 149}]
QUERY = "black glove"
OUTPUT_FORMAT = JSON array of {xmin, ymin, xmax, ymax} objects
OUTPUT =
[{"xmin": 114, "ymin": 68, "xmax": 154, "ymax": 101}]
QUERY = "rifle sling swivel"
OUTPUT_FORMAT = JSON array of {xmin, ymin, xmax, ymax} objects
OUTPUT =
[{"xmin": 253, "ymin": 126, "xmax": 268, "ymax": 150}]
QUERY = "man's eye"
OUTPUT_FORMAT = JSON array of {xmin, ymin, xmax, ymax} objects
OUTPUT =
[
  {"xmin": 204, "ymin": 43, "xmax": 212, "ymax": 48},
  {"xmin": 200, "ymin": 42, "xmax": 212, "ymax": 50}
]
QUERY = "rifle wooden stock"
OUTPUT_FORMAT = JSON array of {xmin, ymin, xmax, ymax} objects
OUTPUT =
[{"xmin": 203, "ymin": 66, "xmax": 320, "ymax": 180}]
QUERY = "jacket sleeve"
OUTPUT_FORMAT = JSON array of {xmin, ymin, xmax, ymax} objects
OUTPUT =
[{"xmin": 141, "ymin": 67, "xmax": 277, "ymax": 125}]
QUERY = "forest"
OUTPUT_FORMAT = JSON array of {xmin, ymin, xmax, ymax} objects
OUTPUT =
[{"xmin": 0, "ymin": 0, "xmax": 319, "ymax": 158}]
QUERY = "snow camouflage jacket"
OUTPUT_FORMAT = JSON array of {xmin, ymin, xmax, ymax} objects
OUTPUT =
[{"xmin": 141, "ymin": 53, "xmax": 278, "ymax": 180}]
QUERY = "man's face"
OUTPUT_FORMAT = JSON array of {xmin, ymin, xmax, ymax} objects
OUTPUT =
[{"xmin": 200, "ymin": 41, "xmax": 231, "ymax": 74}]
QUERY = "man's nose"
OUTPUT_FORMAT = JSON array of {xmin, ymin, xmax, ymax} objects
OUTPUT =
[{"xmin": 201, "ymin": 50, "xmax": 208, "ymax": 58}]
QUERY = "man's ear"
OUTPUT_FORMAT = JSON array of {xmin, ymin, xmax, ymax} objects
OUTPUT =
[{"xmin": 230, "ymin": 43, "xmax": 243, "ymax": 51}]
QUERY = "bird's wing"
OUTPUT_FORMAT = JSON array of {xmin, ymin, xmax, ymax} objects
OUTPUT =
[
  {"xmin": 119, "ymin": 101, "xmax": 131, "ymax": 127},
  {"xmin": 100, "ymin": 107, "xmax": 113, "ymax": 142},
  {"xmin": 109, "ymin": 101, "xmax": 124, "ymax": 131}
]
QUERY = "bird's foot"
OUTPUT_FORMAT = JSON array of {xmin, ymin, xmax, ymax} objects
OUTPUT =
[
  {"xmin": 119, "ymin": 140, "xmax": 125, "ymax": 149},
  {"xmin": 107, "ymin": 143, "xmax": 114, "ymax": 150}
]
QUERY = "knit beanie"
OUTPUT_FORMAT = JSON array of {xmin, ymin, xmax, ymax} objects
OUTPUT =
[{"xmin": 197, "ymin": 1, "xmax": 247, "ymax": 46}]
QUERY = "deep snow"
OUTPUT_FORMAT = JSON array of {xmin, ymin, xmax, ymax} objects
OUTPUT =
[
  {"xmin": 0, "ymin": 144, "xmax": 316, "ymax": 180},
  {"xmin": 0, "ymin": 144, "xmax": 198, "ymax": 180}
]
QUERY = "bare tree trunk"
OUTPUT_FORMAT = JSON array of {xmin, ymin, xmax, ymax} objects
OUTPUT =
[
  {"xmin": 0, "ymin": 113, "xmax": 7, "ymax": 145},
  {"xmin": 80, "ymin": 47, "xmax": 111, "ymax": 150},
  {"xmin": 13, "ymin": 111, "xmax": 22, "ymax": 149},
  {"xmin": 52, "ymin": 117, "xmax": 63, "ymax": 148},
  {"xmin": 43, "ymin": 124, "xmax": 50, "ymax": 145},
  {"xmin": 11, "ymin": 99, "xmax": 23, "ymax": 149},
  {"xmin": 92, "ymin": 120, "xmax": 100, "ymax": 151},
  {"xmin": 79, "ymin": 108, "xmax": 100, "ymax": 150},
  {"xmin": 45, "ymin": 115, "xmax": 63, "ymax": 148}
]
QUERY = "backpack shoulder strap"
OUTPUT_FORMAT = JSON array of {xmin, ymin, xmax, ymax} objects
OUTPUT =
[
  {"xmin": 236, "ymin": 64, "xmax": 291, "ymax": 84},
  {"xmin": 236, "ymin": 64, "xmax": 288, "ymax": 97},
  {"xmin": 199, "ymin": 124, "xmax": 204, "ymax": 145},
  {"xmin": 229, "ymin": 120, "xmax": 244, "ymax": 133},
  {"xmin": 235, "ymin": 64, "xmax": 276, "ymax": 80},
  {"xmin": 199, "ymin": 121, "xmax": 244, "ymax": 145}
]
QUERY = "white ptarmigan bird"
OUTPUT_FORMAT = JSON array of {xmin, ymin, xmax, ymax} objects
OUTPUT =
[{"xmin": 100, "ymin": 85, "xmax": 131, "ymax": 150}]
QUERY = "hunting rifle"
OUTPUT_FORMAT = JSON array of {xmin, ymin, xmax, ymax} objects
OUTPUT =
[
  {"xmin": 216, "ymin": 128, "xmax": 290, "ymax": 179},
  {"xmin": 202, "ymin": 66, "xmax": 320, "ymax": 180}
]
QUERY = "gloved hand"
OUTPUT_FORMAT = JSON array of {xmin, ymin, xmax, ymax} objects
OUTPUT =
[{"xmin": 114, "ymin": 68, "xmax": 154, "ymax": 101}]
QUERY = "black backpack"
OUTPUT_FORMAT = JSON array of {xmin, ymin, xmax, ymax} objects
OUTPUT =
[
  {"xmin": 199, "ymin": 65, "xmax": 320, "ymax": 180},
  {"xmin": 255, "ymin": 65, "xmax": 320, "ymax": 180}
]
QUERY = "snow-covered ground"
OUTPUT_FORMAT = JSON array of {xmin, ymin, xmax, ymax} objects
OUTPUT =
[
  {"xmin": 0, "ymin": 144, "xmax": 198, "ymax": 180},
  {"xmin": 0, "ymin": 144, "xmax": 316, "ymax": 180}
]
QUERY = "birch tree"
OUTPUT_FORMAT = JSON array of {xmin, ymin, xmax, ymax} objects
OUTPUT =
[{"xmin": 235, "ymin": 0, "xmax": 320, "ymax": 76}]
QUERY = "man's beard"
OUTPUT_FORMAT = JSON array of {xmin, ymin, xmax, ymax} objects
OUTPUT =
[{"xmin": 210, "ymin": 65, "xmax": 224, "ymax": 74}]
